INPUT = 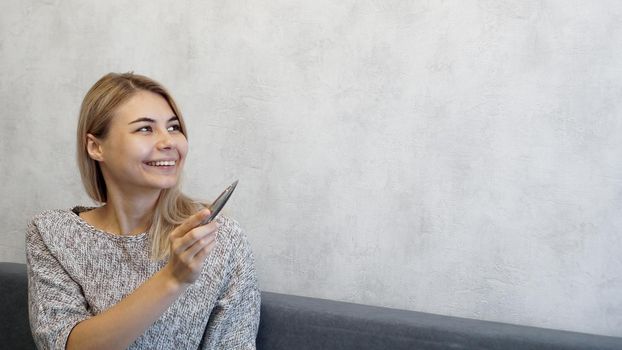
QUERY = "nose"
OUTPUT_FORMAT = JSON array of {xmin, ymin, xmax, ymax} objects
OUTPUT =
[{"xmin": 156, "ymin": 130, "xmax": 174, "ymax": 150}]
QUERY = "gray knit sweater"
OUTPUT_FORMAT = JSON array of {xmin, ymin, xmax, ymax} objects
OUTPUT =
[{"xmin": 26, "ymin": 206, "xmax": 261, "ymax": 350}]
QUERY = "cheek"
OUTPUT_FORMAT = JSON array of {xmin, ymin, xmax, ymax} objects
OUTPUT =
[
  {"xmin": 177, "ymin": 136, "xmax": 189, "ymax": 158},
  {"xmin": 123, "ymin": 139, "xmax": 151, "ymax": 158},
  {"xmin": 108, "ymin": 136, "xmax": 150, "ymax": 162}
]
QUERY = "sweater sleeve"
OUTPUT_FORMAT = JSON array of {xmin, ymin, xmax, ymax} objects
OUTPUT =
[
  {"xmin": 200, "ymin": 224, "xmax": 261, "ymax": 349},
  {"xmin": 26, "ymin": 218, "xmax": 92, "ymax": 350}
]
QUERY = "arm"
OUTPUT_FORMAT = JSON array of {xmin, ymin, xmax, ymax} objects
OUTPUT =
[
  {"xmin": 66, "ymin": 208, "xmax": 218, "ymax": 350},
  {"xmin": 27, "ymin": 209, "xmax": 218, "ymax": 350},
  {"xmin": 201, "ymin": 223, "xmax": 261, "ymax": 349},
  {"xmin": 26, "ymin": 219, "xmax": 92, "ymax": 350},
  {"xmin": 65, "ymin": 268, "xmax": 186, "ymax": 349}
]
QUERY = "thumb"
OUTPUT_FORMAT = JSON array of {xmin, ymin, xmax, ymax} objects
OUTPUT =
[{"xmin": 170, "ymin": 208, "xmax": 211, "ymax": 238}]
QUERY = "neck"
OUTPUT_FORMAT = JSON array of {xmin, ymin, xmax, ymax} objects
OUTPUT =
[{"xmin": 99, "ymin": 189, "xmax": 161, "ymax": 236}]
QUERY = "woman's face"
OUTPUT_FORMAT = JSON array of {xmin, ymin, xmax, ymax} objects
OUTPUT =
[{"xmin": 90, "ymin": 90, "xmax": 189, "ymax": 196}]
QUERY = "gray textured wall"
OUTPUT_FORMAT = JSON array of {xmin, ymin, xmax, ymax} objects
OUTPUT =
[{"xmin": 2, "ymin": 0, "xmax": 621, "ymax": 337}]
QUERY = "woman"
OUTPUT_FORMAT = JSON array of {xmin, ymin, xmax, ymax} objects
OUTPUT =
[{"xmin": 26, "ymin": 72, "xmax": 261, "ymax": 349}]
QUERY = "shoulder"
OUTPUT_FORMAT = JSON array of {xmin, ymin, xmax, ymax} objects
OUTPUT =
[
  {"xmin": 214, "ymin": 215, "xmax": 247, "ymax": 249},
  {"xmin": 27, "ymin": 207, "xmax": 88, "ymax": 244},
  {"xmin": 210, "ymin": 214, "xmax": 258, "ymax": 270},
  {"xmin": 29, "ymin": 208, "xmax": 77, "ymax": 231}
]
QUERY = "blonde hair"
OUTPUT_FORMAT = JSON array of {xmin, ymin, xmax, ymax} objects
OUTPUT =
[{"xmin": 76, "ymin": 72, "xmax": 205, "ymax": 260}]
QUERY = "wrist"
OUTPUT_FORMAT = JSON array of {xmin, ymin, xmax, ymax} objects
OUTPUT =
[{"xmin": 156, "ymin": 265, "xmax": 188, "ymax": 295}]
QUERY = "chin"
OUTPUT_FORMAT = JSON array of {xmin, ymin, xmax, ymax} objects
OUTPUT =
[
  {"xmin": 158, "ymin": 179, "xmax": 180, "ymax": 189},
  {"xmin": 146, "ymin": 177, "xmax": 180, "ymax": 190}
]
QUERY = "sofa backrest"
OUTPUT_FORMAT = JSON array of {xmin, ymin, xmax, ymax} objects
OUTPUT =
[
  {"xmin": 0, "ymin": 262, "xmax": 36, "ymax": 349},
  {"xmin": 256, "ymin": 291, "xmax": 622, "ymax": 350}
]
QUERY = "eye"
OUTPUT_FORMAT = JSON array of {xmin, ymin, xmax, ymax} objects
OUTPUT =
[
  {"xmin": 136, "ymin": 125, "xmax": 152, "ymax": 133},
  {"xmin": 167, "ymin": 124, "xmax": 181, "ymax": 132}
]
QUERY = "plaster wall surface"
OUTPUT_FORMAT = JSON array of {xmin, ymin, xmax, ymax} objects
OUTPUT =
[{"xmin": 1, "ymin": 0, "xmax": 621, "ymax": 337}]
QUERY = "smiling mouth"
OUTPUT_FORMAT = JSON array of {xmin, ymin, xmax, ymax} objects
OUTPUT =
[{"xmin": 145, "ymin": 160, "xmax": 176, "ymax": 167}]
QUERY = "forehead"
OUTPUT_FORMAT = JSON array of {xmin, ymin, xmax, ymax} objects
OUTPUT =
[{"xmin": 113, "ymin": 90, "xmax": 175, "ymax": 122}]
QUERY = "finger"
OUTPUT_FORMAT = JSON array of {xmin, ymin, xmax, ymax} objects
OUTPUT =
[
  {"xmin": 170, "ymin": 220, "xmax": 219, "ymax": 257},
  {"xmin": 178, "ymin": 221, "xmax": 218, "ymax": 249},
  {"xmin": 172, "ymin": 224, "xmax": 211, "ymax": 255},
  {"xmin": 191, "ymin": 239, "xmax": 217, "ymax": 267},
  {"xmin": 182, "ymin": 233, "xmax": 216, "ymax": 261},
  {"xmin": 170, "ymin": 208, "xmax": 211, "ymax": 239}
]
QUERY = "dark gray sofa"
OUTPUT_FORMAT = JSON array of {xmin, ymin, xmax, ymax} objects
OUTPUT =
[{"xmin": 2, "ymin": 262, "xmax": 621, "ymax": 349}]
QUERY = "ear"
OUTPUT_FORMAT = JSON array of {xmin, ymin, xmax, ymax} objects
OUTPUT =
[{"xmin": 86, "ymin": 134, "xmax": 105, "ymax": 162}]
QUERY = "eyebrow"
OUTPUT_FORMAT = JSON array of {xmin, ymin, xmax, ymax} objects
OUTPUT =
[{"xmin": 128, "ymin": 116, "xmax": 179, "ymax": 125}]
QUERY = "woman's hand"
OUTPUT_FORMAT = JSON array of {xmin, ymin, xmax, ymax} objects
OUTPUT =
[{"xmin": 162, "ymin": 209, "xmax": 219, "ymax": 286}]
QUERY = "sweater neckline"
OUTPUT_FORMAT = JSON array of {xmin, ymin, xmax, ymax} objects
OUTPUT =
[{"xmin": 70, "ymin": 206, "xmax": 150, "ymax": 241}]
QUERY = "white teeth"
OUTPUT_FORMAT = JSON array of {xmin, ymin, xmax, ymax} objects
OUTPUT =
[{"xmin": 147, "ymin": 160, "xmax": 176, "ymax": 166}]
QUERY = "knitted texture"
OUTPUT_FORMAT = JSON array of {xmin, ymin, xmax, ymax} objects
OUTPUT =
[{"xmin": 26, "ymin": 206, "xmax": 260, "ymax": 349}]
